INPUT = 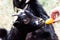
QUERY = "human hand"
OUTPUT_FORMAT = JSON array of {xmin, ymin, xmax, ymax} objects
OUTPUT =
[{"xmin": 50, "ymin": 6, "xmax": 60, "ymax": 22}]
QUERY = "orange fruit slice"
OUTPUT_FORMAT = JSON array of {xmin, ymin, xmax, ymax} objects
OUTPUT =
[{"xmin": 45, "ymin": 18, "xmax": 54, "ymax": 24}]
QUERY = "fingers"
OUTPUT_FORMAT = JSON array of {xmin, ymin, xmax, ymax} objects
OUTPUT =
[
  {"xmin": 50, "ymin": 7, "xmax": 60, "ymax": 19},
  {"xmin": 50, "ymin": 10, "xmax": 58, "ymax": 19}
]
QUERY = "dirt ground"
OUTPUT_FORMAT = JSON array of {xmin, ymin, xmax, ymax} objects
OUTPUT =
[{"xmin": 0, "ymin": 0, "xmax": 60, "ymax": 40}]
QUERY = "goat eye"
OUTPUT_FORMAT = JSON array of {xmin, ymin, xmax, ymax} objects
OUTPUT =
[
  {"xmin": 19, "ymin": 0, "xmax": 21, "ymax": 2},
  {"xmin": 25, "ymin": 0, "xmax": 30, "ymax": 3}
]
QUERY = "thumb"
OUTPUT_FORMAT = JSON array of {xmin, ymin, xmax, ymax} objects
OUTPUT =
[{"xmin": 54, "ymin": 16, "xmax": 60, "ymax": 22}]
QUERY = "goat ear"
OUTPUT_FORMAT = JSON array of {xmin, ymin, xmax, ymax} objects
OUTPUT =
[
  {"xmin": 19, "ymin": 0, "xmax": 22, "ymax": 2},
  {"xmin": 12, "ymin": 8, "xmax": 24, "ymax": 16},
  {"xmin": 12, "ymin": 15, "xmax": 18, "ymax": 23},
  {"xmin": 25, "ymin": 0, "xmax": 30, "ymax": 3}
]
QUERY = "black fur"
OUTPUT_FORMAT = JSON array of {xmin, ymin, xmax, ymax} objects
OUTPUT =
[
  {"xmin": 0, "ymin": 28, "xmax": 7, "ymax": 40},
  {"xmin": 7, "ymin": 0, "xmax": 58, "ymax": 40}
]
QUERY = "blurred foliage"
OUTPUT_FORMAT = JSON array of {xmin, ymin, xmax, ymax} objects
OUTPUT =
[
  {"xmin": 38, "ymin": 0, "xmax": 60, "ymax": 16},
  {"xmin": 0, "ymin": 0, "xmax": 15, "ymax": 31}
]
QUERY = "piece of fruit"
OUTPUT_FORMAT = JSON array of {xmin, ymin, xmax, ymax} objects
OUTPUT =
[{"xmin": 45, "ymin": 18, "xmax": 54, "ymax": 24}]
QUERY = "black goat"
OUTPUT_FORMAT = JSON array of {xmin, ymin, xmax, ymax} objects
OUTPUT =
[{"xmin": 7, "ymin": 0, "xmax": 58, "ymax": 40}]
